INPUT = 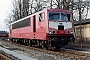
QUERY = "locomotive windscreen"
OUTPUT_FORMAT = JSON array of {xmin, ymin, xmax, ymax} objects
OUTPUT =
[
  {"xmin": 49, "ymin": 12, "xmax": 60, "ymax": 20},
  {"xmin": 49, "ymin": 12, "xmax": 71, "ymax": 21},
  {"xmin": 61, "ymin": 13, "xmax": 70, "ymax": 21}
]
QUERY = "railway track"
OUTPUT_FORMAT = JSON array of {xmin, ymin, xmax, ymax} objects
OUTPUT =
[
  {"xmin": 0, "ymin": 50, "xmax": 20, "ymax": 60},
  {"xmin": 1, "ymin": 39, "xmax": 90, "ymax": 60},
  {"xmin": 0, "ymin": 54, "xmax": 10, "ymax": 60}
]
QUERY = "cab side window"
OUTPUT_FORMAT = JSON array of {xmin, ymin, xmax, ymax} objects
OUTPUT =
[{"xmin": 39, "ymin": 13, "xmax": 45, "ymax": 22}]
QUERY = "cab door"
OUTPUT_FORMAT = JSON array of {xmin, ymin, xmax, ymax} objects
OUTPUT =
[{"xmin": 33, "ymin": 15, "xmax": 36, "ymax": 32}]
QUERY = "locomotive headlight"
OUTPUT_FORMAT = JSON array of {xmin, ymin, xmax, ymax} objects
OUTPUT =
[
  {"xmin": 52, "ymin": 30, "xmax": 56, "ymax": 34},
  {"xmin": 67, "ymin": 30, "xmax": 73, "ymax": 34},
  {"xmin": 70, "ymin": 31, "xmax": 73, "ymax": 34},
  {"xmin": 48, "ymin": 30, "xmax": 56, "ymax": 34},
  {"xmin": 67, "ymin": 30, "xmax": 70, "ymax": 34},
  {"xmin": 48, "ymin": 31, "xmax": 52, "ymax": 34}
]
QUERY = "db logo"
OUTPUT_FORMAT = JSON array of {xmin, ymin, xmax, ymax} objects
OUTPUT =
[{"xmin": 61, "ymin": 31, "xmax": 64, "ymax": 33}]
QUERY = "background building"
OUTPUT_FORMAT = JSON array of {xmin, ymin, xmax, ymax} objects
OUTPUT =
[{"xmin": 74, "ymin": 19, "xmax": 90, "ymax": 43}]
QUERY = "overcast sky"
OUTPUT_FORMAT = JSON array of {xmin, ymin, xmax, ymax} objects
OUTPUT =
[{"xmin": 0, "ymin": 0, "xmax": 11, "ymax": 31}]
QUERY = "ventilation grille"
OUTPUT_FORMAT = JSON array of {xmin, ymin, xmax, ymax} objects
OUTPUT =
[{"xmin": 58, "ymin": 25, "xmax": 64, "ymax": 30}]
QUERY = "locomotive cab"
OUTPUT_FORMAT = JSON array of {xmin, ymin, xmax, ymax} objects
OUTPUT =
[{"xmin": 47, "ymin": 9, "xmax": 75, "ymax": 49}]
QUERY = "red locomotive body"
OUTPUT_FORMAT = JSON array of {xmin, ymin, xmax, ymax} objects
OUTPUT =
[{"xmin": 9, "ymin": 9, "xmax": 75, "ymax": 49}]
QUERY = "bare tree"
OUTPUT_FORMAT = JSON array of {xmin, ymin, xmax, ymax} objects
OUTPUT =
[
  {"xmin": 21, "ymin": 0, "xmax": 29, "ymax": 17},
  {"xmin": 5, "ymin": 0, "xmax": 90, "ymax": 25},
  {"xmin": 12, "ymin": 0, "xmax": 20, "ymax": 21},
  {"xmin": 11, "ymin": 0, "xmax": 30, "ymax": 21}
]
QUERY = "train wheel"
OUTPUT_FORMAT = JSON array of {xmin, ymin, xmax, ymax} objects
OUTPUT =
[
  {"xmin": 29, "ymin": 40, "xmax": 32, "ymax": 47},
  {"xmin": 36, "ymin": 40, "xmax": 42, "ymax": 48},
  {"xmin": 42, "ymin": 44, "xmax": 48, "ymax": 50},
  {"xmin": 41, "ymin": 41, "xmax": 48, "ymax": 50},
  {"xmin": 28, "ymin": 40, "xmax": 31, "ymax": 46},
  {"xmin": 26, "ymin": 40, "xmax": 29, "ymax": 46},
  {"xmin": 55, "ymin": 46, "xmax": 61, "ymax": 51},
  {"xmin": 9, "ymin": 38, "xmax": 13, "ymax": 42},
  {"xmin": 13, "ymin": 39, "xmax": 15, "ymax": 43},
  {"xmin": 17, "ymin": 39, "xmax": 19, "ymax": 44}
]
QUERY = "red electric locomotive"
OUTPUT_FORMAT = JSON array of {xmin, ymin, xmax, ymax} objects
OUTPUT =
[{"xmin": 9, "ymin": 9, "xmax": 75, "ymax": 49}]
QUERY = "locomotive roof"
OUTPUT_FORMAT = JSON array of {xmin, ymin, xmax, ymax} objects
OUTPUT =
[
  {"xmin": 10, "ymin": 8, "xmax": 72, "ymax": 25},
  {"xmin": 47, "ymin": 9, "xmax": 72, "ymax": 13},
  {"xmin": 10, "ymin": 9, "xmax": 47, "ymax": 25},
  {"xmin": 10, "ymin": 15, "xmax": 31, "ymax": 25}
]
